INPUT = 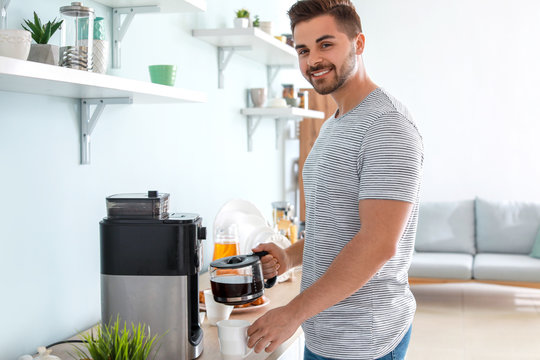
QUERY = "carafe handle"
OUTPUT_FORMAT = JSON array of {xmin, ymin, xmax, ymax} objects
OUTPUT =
[{"xmin": 253, "ymin": 251, "xmax": 277, "ymax": 288}]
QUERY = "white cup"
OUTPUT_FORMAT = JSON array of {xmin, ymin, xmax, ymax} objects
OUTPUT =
[
  {"xmin": 204, "ymin": 289, "xmax": 233, "ymax": 326},
  {"xmin": 217, "ymin": 319, "xmax": 254, "ymax": 360}
]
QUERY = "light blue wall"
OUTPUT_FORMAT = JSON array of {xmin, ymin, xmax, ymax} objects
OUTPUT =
[{"xmin": 0, "ymin": 0, "xmax": 301, "ymax": 357}]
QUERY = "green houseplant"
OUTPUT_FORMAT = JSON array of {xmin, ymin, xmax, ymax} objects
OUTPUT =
[
  {"xmin": 70, "ymin": 316, "xmax": 161, "ymax": 360},
  {"xmin": 234, "ymin": 8, "xmax": 250, "ymax": 28},
  {"xmin": 21, "ymin": 12, "xmax": 63, "ymax": 65}
]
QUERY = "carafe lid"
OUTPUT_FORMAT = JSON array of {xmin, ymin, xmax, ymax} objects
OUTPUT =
[
  {"xmin": 60, "ymin": 2, "xmax": 94, "ymax": 16},
  {"xmin": 210, "ymin": 254, "xmax": 259, "ymax": 269}
]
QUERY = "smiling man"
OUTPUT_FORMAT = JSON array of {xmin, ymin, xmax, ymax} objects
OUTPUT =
[{"xmin": 247, "ymin": 1, "xmax": 424, "ymax": 359}]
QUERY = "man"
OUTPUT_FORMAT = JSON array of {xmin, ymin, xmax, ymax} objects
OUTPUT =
[{"xmin": 247, "ymin": 0, "xmax": 423, "ymax": 359}]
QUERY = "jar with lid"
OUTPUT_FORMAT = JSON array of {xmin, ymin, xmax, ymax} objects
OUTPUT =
[
  {"xmin": 59, "ymin": 1, "xmax": 95, "ymax": 71},
  {"xmin": 213, "ymin": 224, "xmax": 240, "ymax": 261}
]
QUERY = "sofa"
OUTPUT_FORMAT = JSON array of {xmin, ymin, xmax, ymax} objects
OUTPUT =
[{"xmin": 408, "ymin": 198, "xmax": 540, "ymax": 289}]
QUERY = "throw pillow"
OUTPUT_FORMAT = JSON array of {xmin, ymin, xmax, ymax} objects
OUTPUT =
[{"xmin": 530, "ymin": 227, "xmax": 540, "ymax": 259}]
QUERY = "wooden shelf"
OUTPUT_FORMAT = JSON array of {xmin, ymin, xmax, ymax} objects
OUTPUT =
[
  {"xmin": 0, "ymin": 56, "xmax": 206, "ymax": 104},
  {"xmin": 241, "ymin": 107, "xmax": 324, "ymax": 119},
  {"xmin": 93, "ymin": 0, "xmax": 206, "ymax": 12},
  {"xmin": 192, "ymin": 27, "xmax": 297, "ymax": 66}
]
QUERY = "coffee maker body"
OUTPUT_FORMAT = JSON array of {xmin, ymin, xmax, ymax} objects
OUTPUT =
[{"xmin": 100, "ymin": 193, "xmax": 205, "ymax": 360}]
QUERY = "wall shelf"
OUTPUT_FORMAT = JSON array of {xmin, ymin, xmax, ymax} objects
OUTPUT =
[
  {"xmin": 192, "ymin": 27, "xmax": 298, "ymax": 89},
  {"xmin": 0, "ymin": 56, "xmax": 207, "ymax": 164},
  {"xmin": 93, "ymin": 0, "xmax": 206, "ymax": 13},
  {"xmin": 93, "ymin": 0, "xmax": 206, "ymax": 68},
  {"xmin": 240, "ymin": 107, "xmax": 325, "ymax": 151}
]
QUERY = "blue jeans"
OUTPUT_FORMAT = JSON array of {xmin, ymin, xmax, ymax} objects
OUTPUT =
[{"xmin": 303, "ymin": 325, "xmax": 412, "ymax": 360}]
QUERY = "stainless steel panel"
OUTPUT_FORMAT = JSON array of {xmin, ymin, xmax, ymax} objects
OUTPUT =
[{"xmin": 101, "ymin": 274, "xmax": 202, "ymax": 360}]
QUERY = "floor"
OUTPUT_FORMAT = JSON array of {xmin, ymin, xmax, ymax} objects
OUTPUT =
[{"xmin": 407, "ymin": 282, "xmax": 540, "ymax": 360}]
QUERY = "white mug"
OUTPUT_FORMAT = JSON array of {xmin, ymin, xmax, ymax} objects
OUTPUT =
[
  {"xmin": 204, "ymin": 289, "xmax": 233, "ymax": 326},
  {"xmin": 217, "ymin": 319, "xmax": 254, "ymax": 360}
]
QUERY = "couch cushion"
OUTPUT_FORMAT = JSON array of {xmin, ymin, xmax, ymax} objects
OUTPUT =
[
  {"xmin": 473, "ymin": 253, "xmax": 540, "ymax": 282},
  {"xmin": 408, "ymin": 252, "xmax": 473, "ymax": 280},
  {"xmin": 475, "ymin": 198, "xmax": 540, "ymax": 254},
  {"xmin": 415, "ymin": 200, "xmax": 475, "ymax": 254},
  {"xmin": 530, "ymin": 228, "xmax": 540, "ymax": 259}
]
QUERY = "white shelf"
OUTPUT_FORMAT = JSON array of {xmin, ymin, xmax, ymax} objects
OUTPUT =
[
  {"xmin": 241, "ymin": 107, "xmax": 324, "ymax": 119},
  {"xmin": 193, "ymin": 27, "xmax": 297, "ymax": 66},
  {"xmin": 240, "ymin": 107, "xmax": 325, "ymax": 151},
  {"xmin": 0, "ymin": 55, "xmax": 206, "ymax": 164},
  {"xmin": 0, "ymin": 56, "xmax": 206, "ymax": 104},
  {"xmin": 93, "ymin": 0, "xmax": 206, "ymax": 12}
]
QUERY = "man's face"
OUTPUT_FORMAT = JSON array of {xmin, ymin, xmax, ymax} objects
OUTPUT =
[{"xmin": 293, "ymin": 15, "xmax": 359, "ymax": 95}]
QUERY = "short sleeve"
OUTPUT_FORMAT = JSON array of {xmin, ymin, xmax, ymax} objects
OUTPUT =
[{"xmin": 357, "ymin": 111, "xmax": 423, "ymax": 203}]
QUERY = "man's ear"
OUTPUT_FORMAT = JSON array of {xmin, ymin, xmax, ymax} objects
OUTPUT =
[{"xmin": 355, "ymin": 33, "xmax": 365, "ymax": 55}]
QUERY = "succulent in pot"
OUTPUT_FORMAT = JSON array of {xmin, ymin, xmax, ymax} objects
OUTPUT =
[
  {"xmin": 21, "ymin": 12, "xmax": 63, "ymax": 65},
  {"xmin": 234, "ymin": 8, "xmax": 250, "ymax": 28}
]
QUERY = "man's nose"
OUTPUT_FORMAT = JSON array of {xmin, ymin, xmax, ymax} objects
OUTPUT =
[{"xmin": 307, "ymin": 50, "xmax": 322, "ymax": 67}]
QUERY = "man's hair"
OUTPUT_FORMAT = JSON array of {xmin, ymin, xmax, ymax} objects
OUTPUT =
[{"xmin": 288, "ymin": 0, "xmax": 362, "ymax": 39}]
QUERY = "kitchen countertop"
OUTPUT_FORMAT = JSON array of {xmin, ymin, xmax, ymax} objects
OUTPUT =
[{"xmin": 48, "ymin": 269, "xmax": 303, "ymax": 360}]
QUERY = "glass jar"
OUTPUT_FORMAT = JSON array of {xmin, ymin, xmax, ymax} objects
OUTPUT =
[
  {"xmin": 213, "ymin": 224, "xmax": 240, "ymax": 261},
  {"xmin": 59, "ymin": 2, "xmax": 95, "ymax": 71}
]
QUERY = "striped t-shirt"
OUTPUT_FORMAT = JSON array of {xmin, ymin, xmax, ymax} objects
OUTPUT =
[{"xmin": 301, "ymin": 88, "xmax": 423, "ymax": 359}]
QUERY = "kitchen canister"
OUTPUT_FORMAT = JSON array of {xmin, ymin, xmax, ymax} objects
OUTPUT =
[
  {"xmin": 92, "ymin": 17, "xmax": 109, "ymax": 73},
  {"xmin": 59, "ymin": 2, "xmax": 95, "ymax": 71}
]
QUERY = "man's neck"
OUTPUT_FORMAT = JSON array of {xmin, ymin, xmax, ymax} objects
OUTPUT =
[{"xmin": 331, "ymin": 70, "xmax": 378, "ymax": 118}]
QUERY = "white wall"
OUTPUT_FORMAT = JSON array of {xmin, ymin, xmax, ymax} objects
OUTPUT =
[
  {"xmin": 354, "ymin": 0, "xmax": 540, "ymax": 202},
  {"xmin": 0, "ymin": 0, "xmax": 299, "ymax": 358}
]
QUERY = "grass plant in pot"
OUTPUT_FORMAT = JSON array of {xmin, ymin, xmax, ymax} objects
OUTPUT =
[
  {"xmin": 234, "ymin": 8, "xmax": 250, "ymax": 28},
  {"xmin": 22, "ymin": 12, "xmax": 62, "ymax": 65},
  {"xmin": 70, "ymin": 315, "xmax": 161, "ymax": 360}
]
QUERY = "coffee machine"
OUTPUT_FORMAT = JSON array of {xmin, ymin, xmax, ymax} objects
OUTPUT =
[{"xmin": 100, "ymin": 191, "xmax": 206, "ymax": 359}]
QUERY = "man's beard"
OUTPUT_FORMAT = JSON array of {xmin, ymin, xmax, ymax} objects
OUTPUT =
[{"xmin": 306, "ymin": 45, "xmax": 357, "ymax": 95}]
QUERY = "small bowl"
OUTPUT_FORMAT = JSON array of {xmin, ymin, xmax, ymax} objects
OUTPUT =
[
  {"xmin": 285, "ymin": 97, "xmax": 300, "ymax": 107},
  {"xmin": 266, "ymin": 98, "xmax": 287, "ymax": 108},
  {"xmin": 148, "ymin": 64, "xmax": 177, "ymax": 86},
  {"xmin": 0, "ymin": 29, "xmax": 31, "ymax": 60}
]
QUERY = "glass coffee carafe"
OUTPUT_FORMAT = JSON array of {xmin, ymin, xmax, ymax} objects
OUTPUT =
[{"xmin": 209, "ymin": 252, "xmax": 277, "ymax": 305}]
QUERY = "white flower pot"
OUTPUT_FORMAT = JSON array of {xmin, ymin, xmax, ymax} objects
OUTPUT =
[
  {"xmin": 0, "ymin": 29, "xmax": 31, "ymax": 60},
  {"xmin": 234, "ymin": 17, "xmax": 249, "ymax": 28}
]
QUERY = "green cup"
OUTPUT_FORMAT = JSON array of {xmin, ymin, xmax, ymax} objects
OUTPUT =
[{"xmin": 148, "ymin": 65, "xmax": 177, "ymax": 86}]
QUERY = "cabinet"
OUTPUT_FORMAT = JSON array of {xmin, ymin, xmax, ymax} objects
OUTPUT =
[{"xmin": 0, "ymin": 55, "xmax": 206, "ymax": 164}]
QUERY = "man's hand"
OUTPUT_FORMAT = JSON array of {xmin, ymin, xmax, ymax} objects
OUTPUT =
[
  {"xmin": 247, "ymin": 305, "xmax": 303, "ymax": 353},
  {"xmin": 252, "ymin": 242, "xmax": 291, "ymax": 278}
]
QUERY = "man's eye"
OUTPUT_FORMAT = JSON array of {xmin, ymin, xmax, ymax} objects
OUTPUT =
[
  {"xmin": 297, "ymin": 49, "xmax": 308, "ymax": 56},
  {"xmin": 321, "ymin": 43, "xmax": 332, "ymax": 48}
]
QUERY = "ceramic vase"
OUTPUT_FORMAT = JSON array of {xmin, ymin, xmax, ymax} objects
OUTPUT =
[{"xmin": 234, "ymin": 17, "xmax": 249, "ymax": 28}]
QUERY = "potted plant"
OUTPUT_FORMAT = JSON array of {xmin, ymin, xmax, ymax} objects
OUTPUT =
[
  {"xmin": 234, "ymin": 8, "xmax": 250, "ymax": 28},
  {"xmin": 21, "ymin": 12, "xmax": 62, "ymax": 65},
  {"xmin": 70, "ymin": 316, "xmax": 161, "ymax": 360},
  {"xmin": 253, "ymin": 15, "xmax": 260, "ymax": 28}
]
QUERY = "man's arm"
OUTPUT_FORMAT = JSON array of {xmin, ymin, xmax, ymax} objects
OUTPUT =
[
  {"xmin": 247, "ymin": 199, "xmax": 413, "ymax": 353},
  {"xmin": 254, "ymin": 238, "xmax": 304, "ymax": 278}
]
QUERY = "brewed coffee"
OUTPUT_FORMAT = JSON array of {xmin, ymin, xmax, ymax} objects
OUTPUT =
[{"xmin": 211, "ymin": 276, "xmax": 263, "ymax": 305}]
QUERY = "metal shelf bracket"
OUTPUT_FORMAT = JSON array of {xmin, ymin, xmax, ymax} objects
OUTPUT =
[
  {"xmin": 217, "ymin": 46, "xmax": 252, "ymax": 88},
  {"xmin": 80, "ymin": 97, "xmax": 132, "ymax": 165},
  {"xmin": 112, "ymin": 6, "xmax": 160, "ymax": 69},
  {"xmin": 246, "ymin": 115, "xmax": 262, "ymax": 151}
]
